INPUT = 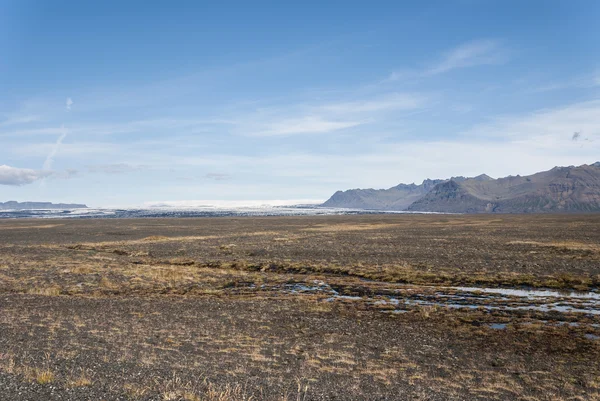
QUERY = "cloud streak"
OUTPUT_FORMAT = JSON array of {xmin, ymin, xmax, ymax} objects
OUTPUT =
[
  {"xmin": 247, "ymin": 116, "xmax": 362, "ymax": 137},
  {"xmin": 388, "ymin": 39, "xmax": 506, "ymax": 81},
  {"xmin": 87, "ymin": 163, "xmax": 147, "ymax": 174},
  {"xmin": 428, "ymin": 40, "xmax": 504, "ymax": 75},
  {"xmin": 321, "ymin": 93, "xmax": 428, "ymax": 114},
  {"xmin": 237, "ymin": 92, "xmax": 428, "ymax": 137},
  {"xmin": 0, "ymin": 115, "xmax": 41, "ymax": 127}
]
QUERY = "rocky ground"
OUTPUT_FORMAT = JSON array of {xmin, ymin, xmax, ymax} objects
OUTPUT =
[{"xmin": 0, "ymin": 214, "xmax": 599, "ymax": 400}]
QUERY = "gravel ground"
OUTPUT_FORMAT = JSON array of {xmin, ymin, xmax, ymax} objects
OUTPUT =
[{"xmin": 1, "ymin": 214, "xmax": 599, "ymax": 400}]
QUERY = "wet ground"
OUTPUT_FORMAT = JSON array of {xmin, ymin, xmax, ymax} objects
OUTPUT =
[{"xmin": 1, "ymin": 215, "xmax": 600, "ymax": 400}]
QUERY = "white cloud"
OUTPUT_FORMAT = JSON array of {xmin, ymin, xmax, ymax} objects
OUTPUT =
[
  {"xmin": 66, "ymin": 97, "xmax": 73, "ymax": 111},
  {"xmin": 249, "ymin": 116, "xmax": 362, "ymax": 137},
  {"xmin": 0, "ymin": 165, "xmax": 53, "ymax": 186}
]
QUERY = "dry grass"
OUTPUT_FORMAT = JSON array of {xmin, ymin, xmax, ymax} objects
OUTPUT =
[
  {"xmin": 302, "ymin": 223, "xmax": 401, "ymax": 232},
  {"xmin": 67, "ymin": 371, "xmax": 92, "ymax": 387},
  {"xmin": 124, "ymin": 383, "xmax": 150, "ymax": 399},
  {"xmin": 33, "ymin": 368, "xmax": 55, "ymax": 384},
  {"xmin": 507, "ymin": 240, "xmax": 600, "ymax": 253},
  {"xmin": 26, "ymin": 286, "xmax": 61, "ymax": 296},
  {"xmin": 0, "ymin": 224, "xmax": 64, "ymax": 230},
  {"xmin": 67, "ymin": 230, "xmax": 282, "ymax": 249}
]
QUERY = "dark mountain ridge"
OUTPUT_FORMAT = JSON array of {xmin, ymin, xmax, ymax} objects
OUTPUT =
[
  {"xmin": 321, "ymin": 179, "xmax": 445, "ymax": 210},
  {"xmin": 322, "ymin": 162, "xmax": 600, "ymax": 213}
]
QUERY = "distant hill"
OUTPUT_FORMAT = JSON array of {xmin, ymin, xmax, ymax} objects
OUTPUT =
[
  {"xmin": 321, "ymin": 174, "xmax": 492, "ymax": 210},
  {"xmin": 0, "ymin": 201, "xmax": 88, "ymax": 210},
  {"xmin": 321, "ymin": 179, "xmax": 444, "ymax": 210},
  {"xmin": 322, "ymin": 163, "xmax": 600, "ymax": 213}
]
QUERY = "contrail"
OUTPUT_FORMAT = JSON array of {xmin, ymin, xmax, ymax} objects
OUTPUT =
[{"xmin": 43, "ymin": 125, "xmax": 68, "ymax": 170}]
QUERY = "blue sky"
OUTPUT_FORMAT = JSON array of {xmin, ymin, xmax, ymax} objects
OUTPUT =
[{"xmin": 1, "ymin": 0, "xmax": 599, "ymax": 207}]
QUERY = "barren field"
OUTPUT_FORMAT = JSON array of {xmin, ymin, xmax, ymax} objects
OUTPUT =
[{"xmin": 1, "ymin": 214, "xmax": 599, "ymax": 400}]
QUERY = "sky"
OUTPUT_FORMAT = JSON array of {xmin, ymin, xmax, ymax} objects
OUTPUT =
[{"xmin": 1, "ymin": 0, "xmax": 599, "ymax": 207}]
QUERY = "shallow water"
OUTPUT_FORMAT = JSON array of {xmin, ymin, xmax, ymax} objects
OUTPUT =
[
  {"xmin": 451, "ymin": 286, "xmax": 600, "ymax": 300},
  {"xmin": 260, "ymin": 280, "xmax": 600, "ymax": 317}
]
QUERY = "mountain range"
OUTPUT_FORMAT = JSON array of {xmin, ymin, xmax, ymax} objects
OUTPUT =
[
  {"xmin": 322, "ymin": 162, "xmax": 600, "ymax": 213},
  {"xmin": 0, "ymin": 201, "xmax": 88, "ymax": 210}
]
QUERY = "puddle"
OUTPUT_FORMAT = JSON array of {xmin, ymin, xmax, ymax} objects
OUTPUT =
[
  {"xmin": 374, "ymin": 298, "xmax": 400, "ymax": 306},
  {"xmin": 337, "ymin": 295, "xmax": 362, "ymax": 300},
  {"xmin": 556, "ymin": 322, "xmax": 581, "ymax": 327},
  {"xmin": 452, "ymin": 286, "xmax": 600, "ymax": 300},
  {"xmin": 488, "ymin": 323, "xmax": 507, "ymax": 330},
  {"xmin": 282, "ymin": 282, "xmax": 338, "ymax": 295},
  {"xmin": 254, "ymin": 280, "xmax": 600, "ymax": 318}
]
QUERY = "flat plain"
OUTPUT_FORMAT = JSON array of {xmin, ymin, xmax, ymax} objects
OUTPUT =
[{"xmin": 1, "ymin": 214, "xmax": 599, "ymax": 400}]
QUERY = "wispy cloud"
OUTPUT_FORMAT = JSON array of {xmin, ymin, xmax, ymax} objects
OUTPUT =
[
  {"xmin": 527, "ymin": 72, "xmax": 600, "ymax": 93},
  {"xmin": 159, "ymin": 98, "xmax": 600, "ymax": 192},
  {"xmin": 388, "ymin": 39, "xmax": 506, "ymax": 81},
  {"xmin": 0, "ymin": 127, "xmax": 68, "ymax": 138},
  {"xmin": 247, "ymin": 116, "xmax": 362, "ymax": 137},
  {"xmin": 237, "ymin": 91, "xmax": 428, "ymax": 137},
  {"xmin": 55, "ymin": 168, "xmax": 79, "ymax": 179},
  {"xmin": 66, "ymin": 97, "xmax": 73, "ymax": 111},
  {"xmin": 463, "ymin": 100, "xmax": 600, "ymax": 145},
  {"xmin": 321, "ymin": 93, "xmax": 427, "ymax": 113},
  {"xmin": 0, "ymin": 165, "xmax": 53, "ymax": 186},
  {"xmin": 87, "ymin": 163, "xmax": 147, "ymax": 174},
  {"xmin": 10, "ymin": 141, "xmax": 118, "ymax": 159},
  {"xmin": 428, "ymin": 40, "xmax": 504, "ymax": 75},
  {"xmin": 204, "ymin": 173, "xmax": 231, "ymax": 181},
  {"xmin": 0, "ymin": 118, "xmax": 234, "ymax": 139},
  {"xmin": 0, "ymin": 115, "xmax": 41, "ymax": 127}
]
